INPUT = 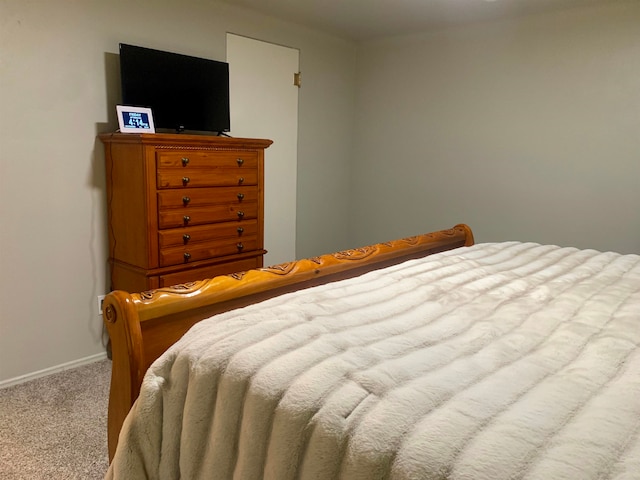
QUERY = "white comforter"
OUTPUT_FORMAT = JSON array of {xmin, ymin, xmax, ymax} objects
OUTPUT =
[{"xmin": 106, "ymin": 242, "xmax": 640, "ymax": 480}]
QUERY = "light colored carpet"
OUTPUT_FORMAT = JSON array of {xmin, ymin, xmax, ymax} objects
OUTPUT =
[{"xmin": 0, "ymin": 359, "xmax": 111, "ymax": 479}]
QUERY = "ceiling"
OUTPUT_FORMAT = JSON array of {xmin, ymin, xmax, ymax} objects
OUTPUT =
[{"xmin": 218, "ymin": 0, "xmax": 616, "ymax": 41}]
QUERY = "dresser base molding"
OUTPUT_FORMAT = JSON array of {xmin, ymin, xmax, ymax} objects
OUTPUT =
[{"xmin": 110, "ymin": 252, "xmax": 266, "ymax": 292}]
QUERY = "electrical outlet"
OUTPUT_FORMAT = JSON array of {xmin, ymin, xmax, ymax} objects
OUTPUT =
[{"xmin": 98, "ymin": 295, "xmax": 106, "ymax": 315}]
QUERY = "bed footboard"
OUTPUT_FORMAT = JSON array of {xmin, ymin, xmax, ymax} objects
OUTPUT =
[{"xmin": 103, "ymin": 223, "xmax": 474, "ymax": 460}]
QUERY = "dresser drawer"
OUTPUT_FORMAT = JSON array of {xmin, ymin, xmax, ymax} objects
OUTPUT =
[
  {"xmin": 158, "ymin": 221, "xmax": 258, "ymax": 248},
  {"xmin": 156, "ymin": 150, "xmax": 258, "ymax": 169},
  {"xmin": 157, "ymin": 168, "xmax": 258, "ymax": 189},
  {"xmin": 159, "ymin": 236, "xmax": 260, "ymax": 266},
  {"xmin": 158, "ymin": 202, "xmax": 258, "ymax": 229},
  {"xmin": 156, "ymin": 150, "xmax": 258, "ymax": 189},
  {"xmin": 157, "ymin": 186, "xmax": 258, "ymax": 209}
]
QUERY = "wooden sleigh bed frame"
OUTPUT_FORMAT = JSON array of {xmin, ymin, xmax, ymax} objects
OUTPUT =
[{"xmin": 102, "ymin": 224, "xmax": 475, "ymax": 460}]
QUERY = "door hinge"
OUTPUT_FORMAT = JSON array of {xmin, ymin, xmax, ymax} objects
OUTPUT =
[{"xmin": 294, "ymin": 72, "xmax": 302, "ymax": 88}]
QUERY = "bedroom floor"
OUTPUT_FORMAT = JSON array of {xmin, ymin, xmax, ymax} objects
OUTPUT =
[{"xmin": 0, "ymin": 359, "xmax": 111, "ymax": 479}]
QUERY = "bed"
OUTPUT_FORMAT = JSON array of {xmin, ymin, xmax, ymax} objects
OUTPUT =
[{"xmin": 102, "ymin": 224, "xmax": 640, "ymax": 479}]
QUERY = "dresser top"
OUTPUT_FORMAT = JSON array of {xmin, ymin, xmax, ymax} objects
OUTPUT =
[{"xmin": 99, "ymin": 132, "xmax": 272, "ymax": 150}]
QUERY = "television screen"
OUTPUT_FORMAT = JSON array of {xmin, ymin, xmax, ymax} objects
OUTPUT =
[{"xmin": 119, "ymin": 43, "xmax": 230, "ymax": 134}]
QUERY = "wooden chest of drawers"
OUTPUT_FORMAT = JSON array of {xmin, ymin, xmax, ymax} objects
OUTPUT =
[{"xmin": 99, "ymin": 133, "xmax": 272, "ymax": 293}]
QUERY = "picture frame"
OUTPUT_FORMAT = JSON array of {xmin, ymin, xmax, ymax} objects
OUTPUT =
[{"xmin": 116, "ymin": 105, "xmax": 155, "ymax": 133}]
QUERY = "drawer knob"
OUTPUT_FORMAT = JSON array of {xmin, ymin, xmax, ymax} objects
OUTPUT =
[
  {"xmin": 183, "ymin": 215, "xmax": 191, "ymax": 224},
  {"xmin": 238, "ymin": 177, "xmax": 245, "ymax": 184},
  {"xmin": 181, "ymin": 157, "xmax": 190, "ymax": 166},
  {"xmin": 183, "ymin": 234, "xmax": 191, "ymax": 242},
  {"xmin": 237, "ymin": 242, "xmax": 244, "ymax": 251},
  {"xmin": 237, "ymin": 211, "xmax": 245, "ymax": 218},
  {"xmin": 237, "ymin": 193, "xmax": 245, "ymax": 201},
  {"xmin": 182, "ymin": 177, "xmax": 190, "ymax": 185},
  {"xmin": 237, "ymin": 227, "xmax": 244, "ymax": 235},
  {"xmin": 184, "ymin": 252, "xmax": 191, "ymax": 261},
  {"xmin": 182, "ymin": 196, "xmax": 191, "ymax": 205},
  {"xmin": 236, "ymin": 158, "xmax": 244, "ymax": 166}
]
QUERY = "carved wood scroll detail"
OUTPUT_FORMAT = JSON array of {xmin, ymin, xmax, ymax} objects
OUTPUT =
[
  {"xmin": 104, "ymin": 304, "xmax": 117, "ymax": 324},
  {"xmin": 333, "ymin": 246, "xmax": 378, "ymax": 261},
  {"xmin": 139, "ymin": 281, "xmax": 200, "ymax": 300},
  {"xmin": 262, "ymin": 262, "xmax": 297, "ymax": 275},
  {"xmin": 228, "ymin": 271, "xmax": 248, "ymax": 281}
]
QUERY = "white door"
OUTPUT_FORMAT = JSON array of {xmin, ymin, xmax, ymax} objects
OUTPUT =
[{"xmin": 226, "ymin": 33, "xmax": 299, "ymax": 266}]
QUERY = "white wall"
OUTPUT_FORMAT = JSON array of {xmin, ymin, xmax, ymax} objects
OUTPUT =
[
  {"xmin": 351, "ymin": 1, "xmax": 640, "ymax": 253},
  {"xmin": 0, "ymin": 0, "xmax": 356, "ymax": 382}
]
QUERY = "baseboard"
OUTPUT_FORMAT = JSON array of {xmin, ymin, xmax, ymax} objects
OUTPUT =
[{"xmin": 0, "ymin": 352, "xmax": 109, "ymax": 389}]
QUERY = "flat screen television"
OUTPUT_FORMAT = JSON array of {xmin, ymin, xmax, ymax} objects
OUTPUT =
[{"xmin": 119, "ymin": 43, "xmax": 230, "ymax": 134}]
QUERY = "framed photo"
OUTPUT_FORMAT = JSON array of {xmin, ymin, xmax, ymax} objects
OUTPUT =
[{"xmin": 116, "ymin": 105, "xmax": 155, "ymax": 133}]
